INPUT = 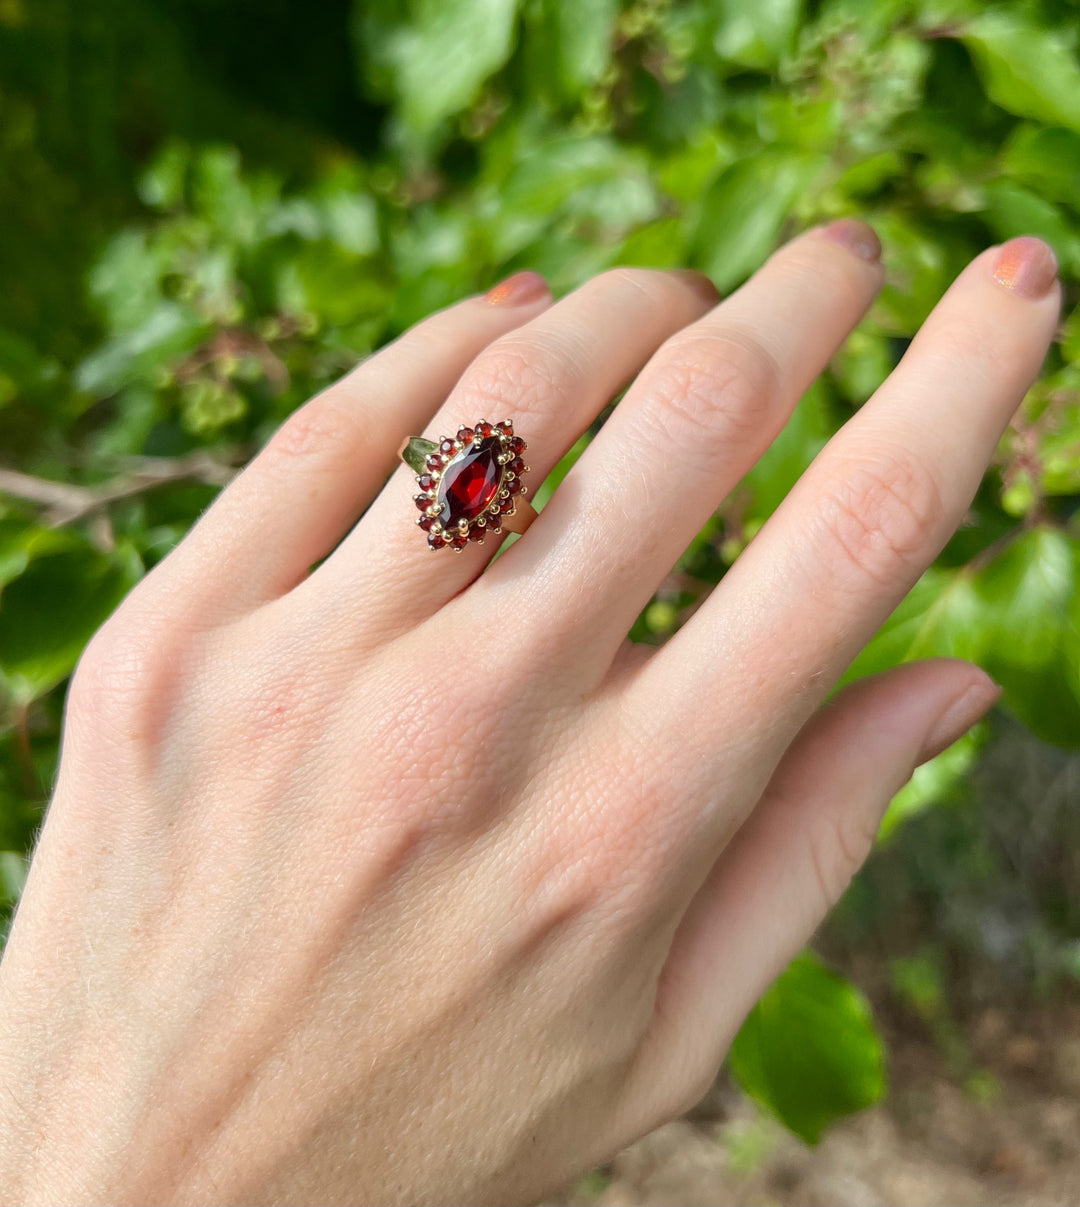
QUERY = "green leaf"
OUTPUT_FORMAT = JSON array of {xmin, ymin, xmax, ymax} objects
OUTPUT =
[
  {"xmin": 137, "ymin": 140, "xmax": 190, "ymax": 210},
  {"xmin": 712, "ymin": 0, "xmax": 804, "ymax": 70},
  {"xmin": 693, "ymin": 154, "xmax": 823, "ymax": 291},
  {"xmin": 961, "ymin": 14, "xmax": 1080, "ymax": 134},
  {"xmin": 389, "ymin": 0, "xmax": 521, "ymax": 137},
  {"xmin": 848, "ymin": 531, "xmax": 1080, "ymax": 748},
  {"xmin": 1000, "ymin": 125, "xmax": 1080, "ymax": 207},
  {"xmin": 842, "ymin": 568, "xmax": 984, "ymax": 685},
  {"xmin": 972, "ymin": 528, "xmax": 1080, "ymax": 747},
  {"xmin": 0, "ymin": 851, "xmax": 27, "ymax": 905},
  {"xmin": 980, "ymin": 180, "xmax": 1080, "ymax": 275},
  {"xmin": 545, "ymin": 0, "xmax": 617, "ymax": 93},
  {"xmin": 729, "ymin": 953, "xmax": 886, "ymax": 1143},
  {"xmin": 0, "ymin": 539, "xmax": 141, "ymax": 702},
  {"xmin": 74, "ymin": 303, "xmax": 210, "ymax": 398}
]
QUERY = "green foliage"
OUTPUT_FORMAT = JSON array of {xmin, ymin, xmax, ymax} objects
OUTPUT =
[
  {"xmin": 729, "ymin": 953, "xmax": 887, "ymax": 1143},
  {"xmin": 3, "ymin": 0, "xmax": 1080, "ymax": 1147}
]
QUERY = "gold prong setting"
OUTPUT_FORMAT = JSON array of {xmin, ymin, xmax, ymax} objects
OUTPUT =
[{"xmin": 413, "ymin": 419, "xmax": 529, "ymax": 551}]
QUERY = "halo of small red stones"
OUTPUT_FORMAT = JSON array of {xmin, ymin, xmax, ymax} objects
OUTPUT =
[{"xmin": 413, "ymin": 419, "xmax": 530, "ymax": 552}]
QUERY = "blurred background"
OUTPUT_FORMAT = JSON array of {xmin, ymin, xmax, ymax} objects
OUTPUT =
[{"xmin": 2, "ymin": 0, "xmax": 1080, "ymax": 1202}]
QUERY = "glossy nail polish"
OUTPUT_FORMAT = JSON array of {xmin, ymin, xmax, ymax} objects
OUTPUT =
[
  {"xmin": 991, "ymin": 236, "xmax": 1058, "ymax": 299},
  {"xmin": 819, "ymin": 218, "xmax": 883, "ymax": 263},
  {"xmin": 485, "ymin": 270, "xmax": 550, "ymax": 306}
]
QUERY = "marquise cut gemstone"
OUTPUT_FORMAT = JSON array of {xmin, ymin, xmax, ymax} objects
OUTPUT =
[{"xmin": 436, "ymin": 436, "xmax": 504, "ymax": 526}]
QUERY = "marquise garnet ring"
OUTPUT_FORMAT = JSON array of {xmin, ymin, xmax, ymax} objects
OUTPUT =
[{"xmin": 398, "ymin": 419, "xmax": 536, "ymax": 551}]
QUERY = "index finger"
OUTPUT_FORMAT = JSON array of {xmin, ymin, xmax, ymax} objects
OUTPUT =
[{"xmin": 633, "ymin": 237, "xmax": 1060, "ymax": 761}]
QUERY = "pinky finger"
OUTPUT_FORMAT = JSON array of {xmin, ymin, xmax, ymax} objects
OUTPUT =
[{"xmin": 622, "ymin": 659, "xmax": 1000, "ymax": 1129}]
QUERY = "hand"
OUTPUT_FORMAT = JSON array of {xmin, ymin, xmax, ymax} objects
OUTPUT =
[{"xmin": 0, "ymin": 225, "xmax": 1058, "ymax": 1205}]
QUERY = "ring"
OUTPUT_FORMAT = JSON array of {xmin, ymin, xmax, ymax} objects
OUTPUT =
[{"xmin": 399, "ymin": 419, "xmax": 537, "ymax": 551}]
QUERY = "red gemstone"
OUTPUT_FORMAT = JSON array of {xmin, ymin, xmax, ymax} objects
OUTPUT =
[
  {"xmin": 477, "ymin": 420, "xmax": 493, "ymax": 438},
  {"xmin": 450, "ymin": 533, "xmax": 469, "ymax": 550},
  {"xmin": 428, "ymin": 533, "xmax": 446, "ymax": 550},
  {"xmin": 456, "ymin": 426, "xmax": 474, "ymax": 444},
  {"xmin": 414, "ymin": 494, "xmax": 432, "ymax": 511},
  {"xmin": 499, "ymin": 497, "xmax": 514, "ymax": 513},
  {"xmin": 509, "ymin": 457, "xmax": 526, "ymax": 475},
  {"xmin": 439, "ymin": 438, "xmax": 456, "ymax": 455},
  {"xmin": 496, "ymin": 420, "xmax": 513, "ymax": 434},
  {"xmin": 486, "ymin": 515, "xmax": 502, "ymax": 533},
  {"xmin": 436, "ymin": 437, "xmax": 504, "ymax": 526},
  {"xmin": 417, "ymin": 515, "xmax": 436, "ymax": 532},
  {"xmin": 508, "ymin": 478, "xmax": 523, "ymax": 494},
  {"xmin": 426, "ymin": 454, "xmax": 443, "ymax": 471},
  {"xmin": 468, "ymin": 526, "xmax": 486, "ymax": 542},
  {"xmin": 509, "ymin": 436, "xmax": 526, "ymax": 454},
  {"xmin": 418, "ymin": 472, "xmax": 435, "ymax": 491}
]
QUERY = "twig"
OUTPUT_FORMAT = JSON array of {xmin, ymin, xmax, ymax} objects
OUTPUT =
[{"xmin": 0, "ymin": 451, "xmax": 242, "ymax": 528}]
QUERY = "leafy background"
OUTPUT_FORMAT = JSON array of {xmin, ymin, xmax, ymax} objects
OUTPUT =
[{"xmin": 3, "ymin": 0, "xmax": 1080, "ymax": 1191}]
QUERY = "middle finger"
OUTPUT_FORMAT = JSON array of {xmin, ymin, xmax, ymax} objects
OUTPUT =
[{"xmin": 478, "ymin": 221, "xmax": 885, "ymax": 676}]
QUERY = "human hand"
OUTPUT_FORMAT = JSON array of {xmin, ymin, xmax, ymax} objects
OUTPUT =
[{"xmin": 0, "ymin": 225, "xmax": 1059, "ymax": 1205}]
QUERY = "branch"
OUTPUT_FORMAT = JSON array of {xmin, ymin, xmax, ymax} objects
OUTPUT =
[{"xmin": 0, "ymin": 451, "xmax": 242, "ymax": 528}]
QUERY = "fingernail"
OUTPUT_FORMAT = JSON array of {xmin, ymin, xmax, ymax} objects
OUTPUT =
[
  {"xmin": 819, "ymin": 218, "xmax": 883, "ymax": 263},
  {"xmin": 670, "ymin": 268, "xmax": 722, "ymax": 306},
  {"xmin": 485, "ymin": 270, "xmax": 550, "ymax": 306},
  {"xmin": 918, "ymin": 678, "xmax": 1002, "ymax": 765},
  {"xmin": 991, "ymin": 236, "xmax": 1058, "ymax": 299}
]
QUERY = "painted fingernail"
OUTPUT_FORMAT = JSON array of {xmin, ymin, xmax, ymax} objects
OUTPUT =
[
  {"xmin": 991, "ymin": 236, "xmax": 1058, "ymax": 299},
  {"xmin": 819, "ymin": 219, "xmax": 882, "ymax": 263},
  {"xmin": 670, "ymin": 268, "xmax": 722, "ymax": 305},
  {"xmin": 485, "ymin": 270, "xmax": 550, "ymax": 306},
  {"xmin": 918, "ymin": 678, "xmax": 1002, "ymax": 765}
]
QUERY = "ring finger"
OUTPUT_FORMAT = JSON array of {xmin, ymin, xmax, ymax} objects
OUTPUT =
[{"xmin": 301, "ymin": 267, "xmax": 720, "ymax": 637}]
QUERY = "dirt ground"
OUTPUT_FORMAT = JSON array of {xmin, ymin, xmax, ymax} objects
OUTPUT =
[{"xmin": 552, "ymin": 999, "xmax": 1080, "ymax": 1207}]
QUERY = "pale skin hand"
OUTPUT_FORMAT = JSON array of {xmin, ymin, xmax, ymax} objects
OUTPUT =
[{"xmin": 0, "ymin": 224, "xmax": 1059, "ymax": 1205}]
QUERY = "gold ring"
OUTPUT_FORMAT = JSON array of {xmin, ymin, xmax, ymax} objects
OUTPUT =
[{"xmin": 399, "ymin": 419, "xmax": 537, "ymax": 551}]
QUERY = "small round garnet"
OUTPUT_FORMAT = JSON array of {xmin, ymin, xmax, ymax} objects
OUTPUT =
[{"xmin": 436, "ymin": 436, "xmax": 504, "ymax": 527}]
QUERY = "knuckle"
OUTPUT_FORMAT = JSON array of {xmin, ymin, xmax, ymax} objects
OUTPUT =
[
  {"xmin": 643, "ymin": 327, "xmax": 780, "ymax": 451},
  {"xmin": 814, "ymin": 449, "xmax": 942, "ymax": 587},
  {"xmin": 808, "ymin": 806, "xmax": 880, "ymax": 911},
  {"xmin": 69, "ymin": 616, "xmax": 181, "ymax": 735},
  {"xmin": 266, "ymin": 395, "xmax": 369, "ymax": 466},
  {"xmin": 460, "ymin": 337, "xmax": 570, "ymax": 421}
]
